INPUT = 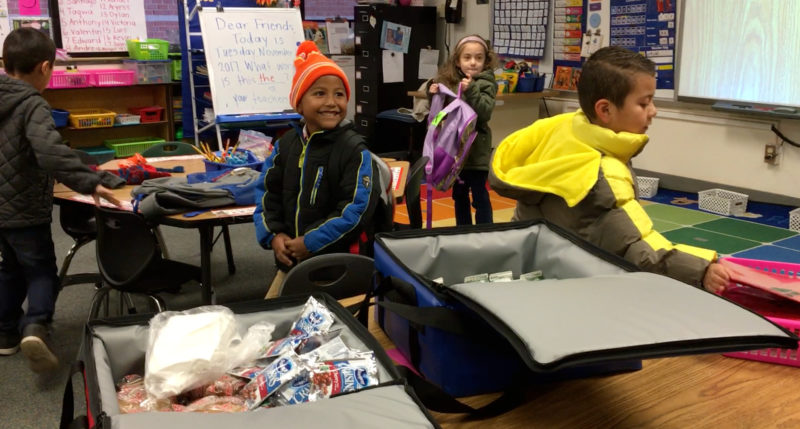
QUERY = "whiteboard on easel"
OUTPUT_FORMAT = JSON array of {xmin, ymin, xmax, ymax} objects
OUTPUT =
[{"xmin": 198, "ymin": 7, "xmax": 304, "ymax": 116}]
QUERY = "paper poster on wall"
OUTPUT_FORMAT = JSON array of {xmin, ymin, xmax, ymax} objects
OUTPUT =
[
  {"xmin": 325, "ymin": 21, "xmax": 349, "ymax": 54},
  {"xmin": 57, "ymin": 0, "xmax": 148, "ymax": 53},
  {"xmin": 379, "ymin": 21, "xmax": 410, "ymax": 54},
  {"xmin": 12, "ymin": 17, "xmax": 52, "ymax": 39},
  {"xmin": 199, "ymin": 7, "xmax": 304, "ymax": 115},
  {"xmin": 609, "ymin": 0, "xmax": 675, "ymax": 89},
  {"xmin": 382, "ymin": 49, "xmax": 403, "ymax": 83},
  {"xmin": 418, "ymin": 48, "xmax": 438, "ymax": 80},
  {"xmin": 0, "ymin": 0, "xmax": 10, "ymax": 52}
]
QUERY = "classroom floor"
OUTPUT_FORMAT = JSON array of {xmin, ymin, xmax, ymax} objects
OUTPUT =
[{"xmin": 395, "ymin": 187, "xmax": 800, "ymax": 264}]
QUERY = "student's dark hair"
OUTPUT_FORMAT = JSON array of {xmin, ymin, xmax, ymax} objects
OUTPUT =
[
  {"xmin": 2, "ymin": 28, "xmax": 56, "ymax": 75},
  {"xmin": 435, "ymin": 34, "xmax": 498, "ymax": 89},
  {"xmin": 577, "ymin": 46, "xmax": 655, "ymax": 121}
]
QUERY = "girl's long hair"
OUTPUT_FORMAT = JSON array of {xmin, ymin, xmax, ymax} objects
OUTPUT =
[{"xmin": 435, "ymin": 34, "xmax": 498, "ymax": 89}]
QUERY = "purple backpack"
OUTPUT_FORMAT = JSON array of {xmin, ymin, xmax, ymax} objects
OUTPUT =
[{"xmin": 422, "ymin": 83, "xmax": 478, "ymax": 191}]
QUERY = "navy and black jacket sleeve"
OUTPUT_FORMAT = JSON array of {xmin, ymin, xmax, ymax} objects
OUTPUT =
[{"xmin": 254, "ymin": 139, "xmax": 290, "ymax": 249}]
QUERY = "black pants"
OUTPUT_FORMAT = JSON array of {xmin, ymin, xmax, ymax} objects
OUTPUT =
[
  {"xmin": 452, "ymin": 169, "xmax": 493, "ymax": 226},
  {"xmin": 0, "ymin": 224, "xmax": 59, "ymax": 334}
]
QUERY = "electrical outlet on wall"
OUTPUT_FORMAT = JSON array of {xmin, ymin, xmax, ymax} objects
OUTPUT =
[{"xmin": 764, "ymin": 143, "xmax": 780, "ymax": 165}]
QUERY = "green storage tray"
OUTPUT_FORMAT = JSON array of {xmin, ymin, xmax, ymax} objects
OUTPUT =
[
  {"xmin": 78, "ymin": 146, "xmax": 116, "ymax": 164},
  {"xmin": 104, "ymin": 137, "xmax": 166, "ymax": 158},
  {"xmin": 126, "ymin": 38, "xmax": 169, "ymax": 60}
]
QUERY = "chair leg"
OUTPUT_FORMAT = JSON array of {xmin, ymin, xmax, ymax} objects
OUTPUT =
[
  {"xmin": 58, "ymin": 237, "xmax": 93, "ymax": 285},
  {"xmin": 222, "ymin": 225, "xmax": 235, "ymax": 275},
  {"xmin": 147, "ymin": 295, "xmax": 167, "ymax": 313},
  {"xmin": 154, "ymin": 226, "xmax": 170, "ymax": 259},
  {"xmin": 88, "ymin": 287, "xmax": 112, "ymax": 321}
]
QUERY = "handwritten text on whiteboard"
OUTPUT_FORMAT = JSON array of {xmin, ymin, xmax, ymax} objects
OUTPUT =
[{"xmin": 199, "ymin": 8, "xmax": 304, "ymax": 115}]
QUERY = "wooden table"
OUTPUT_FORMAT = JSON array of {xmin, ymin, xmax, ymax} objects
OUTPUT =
[{"xmin": 363, "ymin": 306, "xmax": 800, "ymax": 428}]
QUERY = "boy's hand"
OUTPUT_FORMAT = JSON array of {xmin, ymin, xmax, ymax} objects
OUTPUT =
[
  {"xmin": 460, "ymin": 77, "xmax": 472, "ymax": 91},
  {"xmin": 271, "ymin": 233, "xmax": 293, "ymax": 266},
  {"xmin": 703, "ymin": 262, "xmax": 731, "ymax": 294},
  {"xmin": 429, "ymin": 83, "xmax": 439, "ymax": 94},
  {"xmin": 286, "ymin": 236, "xmax": 311, "ymax": 261},
  {"xmin": 92, "ymin": 185, "xmax": 122, "ymax": 207}
]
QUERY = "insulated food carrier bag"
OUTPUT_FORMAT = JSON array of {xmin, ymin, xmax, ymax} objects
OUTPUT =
[
  {"xmin": 61, "ymin": 294, "xmax": 439, "ymax": 429},
  {"xmin": 373, "ymin": 220, "xmax": 797, "ymax": 397}
]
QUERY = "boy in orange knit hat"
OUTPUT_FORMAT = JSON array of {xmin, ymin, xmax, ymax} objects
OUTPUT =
[{"xmin": 254, "ymin": 41, "xmax": 386, "ymax": 297}]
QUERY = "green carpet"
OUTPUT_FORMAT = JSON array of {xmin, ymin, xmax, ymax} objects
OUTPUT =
[
  {"xmin": 651, "ymin": 218, "xmax": 684, "ymax": 233},
  {"xmin": 693, "ymin": 218, "xmax": 797, "ymax": 243},
  {"xmin": 644, "ymin": 204, "xmax": 722, "ymax": 225},
  {"xmin": 662, "ymin": 227, "xmax": 761, "ymax": 255}
]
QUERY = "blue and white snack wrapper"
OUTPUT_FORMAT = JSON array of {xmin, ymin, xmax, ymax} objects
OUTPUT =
[
  {"xmin": 241, "ymin": 353, "xmax": 304, "ymax": 410},
  {"xmin": 289, "ymin": 296, "xmax": 335, "ymax": 337}
]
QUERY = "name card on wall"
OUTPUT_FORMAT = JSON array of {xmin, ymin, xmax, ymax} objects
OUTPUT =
[
  {"xmin": 199, "ymin": 7, "xmax": 304, "ymax": 116},
  {"xmin": 57, "ymin": 0, "xmax": 147, "ymax": 53}
]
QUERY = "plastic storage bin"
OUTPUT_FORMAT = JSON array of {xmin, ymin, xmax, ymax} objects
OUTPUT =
[
  {"xmin": 104, "ymin": 137, "xmax": 166, "ymax": 158},
  {"xmin": 87, "ymin": 69, "xmax": 136, "ymax": 87},
  {"xmin": 68, "ymin": 108, "xmax": 116, "ymax": 129},
  {"xmin": 48, "ymin": 71, "xmax": 91, "ymax": 89},
  {"xmin": 115, "ymin": 113, "xmax": 141, "ymax": 126},
  {"xmin": 203, "ymin": 149, "xmax": 263, "ymax": 173},
  {"xmin": 78, "ymin": 146, "xmax": 116, "ymax": 164},
  {"xmin": 126, "ymin": 38, "xmax": 169, "ymax": 60},
  {"xmin": 721, "ymin": 257, "xmax": 800, "ymax": 367},
  {"xmin": 122, "ymin": 60, "xmax": 171, "ymax": 84},
  {"xmin": 128, "ymin": 106, "xmax": 165, "ymax": 123},
  {"xmin": 790, "ymin": 208, "xmax": 800, "ymax": 232},
  {"xmin": 698, "ymin": 188, "xmax": 748, "ymax": 216},
  {"xmin": 169, "ymin": 53, "xmax": 182, "ymax": 81},
  {"xmin": 636, "ymin": 176, "xmax": 660, "ymax": 198},
  {"xmin": 52, "ymin": 109, "xmax": 70, "ymax": 128}
]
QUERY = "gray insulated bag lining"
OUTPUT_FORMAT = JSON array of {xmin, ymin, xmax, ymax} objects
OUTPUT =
[
  {"xmin": 376, "ymin": 221, "xmax": 797, "ymax": 371},
  {"xmin": 75, "ymin": 294, "xmax": 439, "ymax": 429}
]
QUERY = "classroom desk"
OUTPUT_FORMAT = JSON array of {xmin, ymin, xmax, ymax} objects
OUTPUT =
[
  {"xmin": 364, "ymin": 308, "xmax": 800, "ymax": 428},
  {"xmin": 408, "ymin": 90, "xmax": 558, "ymax": 147},
  {"xmin": 54, "ymin": 155, "xmax": 409, "ymax": 304},
  {"xmin": 54, "ymin": 155, "xmax": 248, "ymax": 304}
]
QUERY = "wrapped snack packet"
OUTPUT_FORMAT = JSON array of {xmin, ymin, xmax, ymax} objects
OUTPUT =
[
  {"xmin": 117, "ymin": 374, "xmax": 149, "ymax": 414},
  {"xmin": 295, "ymin": 328, "xmax": 344, "ymax": 355},
  {"xmin": 241, "ymin": 354, "xmax": 305, "ymax": 410},
  {"xmin": 258, "ymin": 335, "xmax": 305, "ymax": 360},
  {"xmin": 271, "ymin": 372, "xmax": 312, "ymax": 406},
  {"xmin": 299, "ymin": 335, "xmax": 352, "ymax": 363},
  {"xmin": 307, "ymin": 355, "xmax": 379, "ymax": 402},
  {"xmin": 228, "ymin": 364, "xmax": 267, "ymax": 380},
  {"xmin": 182, "ymin": 395, "xmax": 248, "ymax": 413},
  {"xmin": 289, "ymin": 296, "xmax": 335, "ymax": 337}
]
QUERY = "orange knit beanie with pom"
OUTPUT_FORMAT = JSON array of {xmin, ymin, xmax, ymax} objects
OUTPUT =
[{"xmin": 289, "ymin": 40, "xmax": 350, "ymax": 109}]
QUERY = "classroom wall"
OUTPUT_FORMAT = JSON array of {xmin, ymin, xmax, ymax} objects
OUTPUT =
[{"xmin": 442, "ymin": 1, "xmax": 800, "ymax": 204}]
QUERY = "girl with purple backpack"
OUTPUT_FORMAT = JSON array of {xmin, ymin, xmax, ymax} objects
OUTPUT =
[{"xmin": 429, "ymin": 34, "xmax": 498, "ymax": 225}]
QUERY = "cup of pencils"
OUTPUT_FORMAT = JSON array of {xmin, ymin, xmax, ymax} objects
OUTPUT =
[{"xmin": 197, "ymin": 140, "xmax": 263, "ymax": 173}]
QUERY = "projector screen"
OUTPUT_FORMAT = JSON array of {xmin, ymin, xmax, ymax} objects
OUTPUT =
[{"xmin": 677, "ymin": 0, "xmax": 800, "ymax": 108}]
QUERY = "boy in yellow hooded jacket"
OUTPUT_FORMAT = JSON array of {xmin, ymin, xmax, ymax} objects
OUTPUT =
[{"xmin": 489, "ymin": 46, "xmax": 729, "ymax": 292}]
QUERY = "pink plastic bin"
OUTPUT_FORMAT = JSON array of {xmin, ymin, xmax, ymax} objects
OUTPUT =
[
  {"xmin": 48, "ymin": 71, "xmax": 91, "ymax": 89},
  {"xmin": 721, "ymin": 257, "xmax": 800, "ymax": 366},
  {"xmin": 87, "ymin": 69, "xmax": 136, "ymax": 87}
]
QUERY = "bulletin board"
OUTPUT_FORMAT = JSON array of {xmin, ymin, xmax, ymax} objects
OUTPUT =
[
  {"xmin": 492, "ymin": 0, "xmax": 548, "ymax": 58},
  {"xmin": 198, "ymin": 7, "xmax": 304, "ymax": 115}
]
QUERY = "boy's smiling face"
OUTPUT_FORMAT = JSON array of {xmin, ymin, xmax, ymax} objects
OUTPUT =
[
  {"xmin": 602, "ymin": 72, "xmax": 657, "ymax": 134},
  {"xmin": 296, "ymin": 75, "xmax": 348, "ymax": 134}
]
